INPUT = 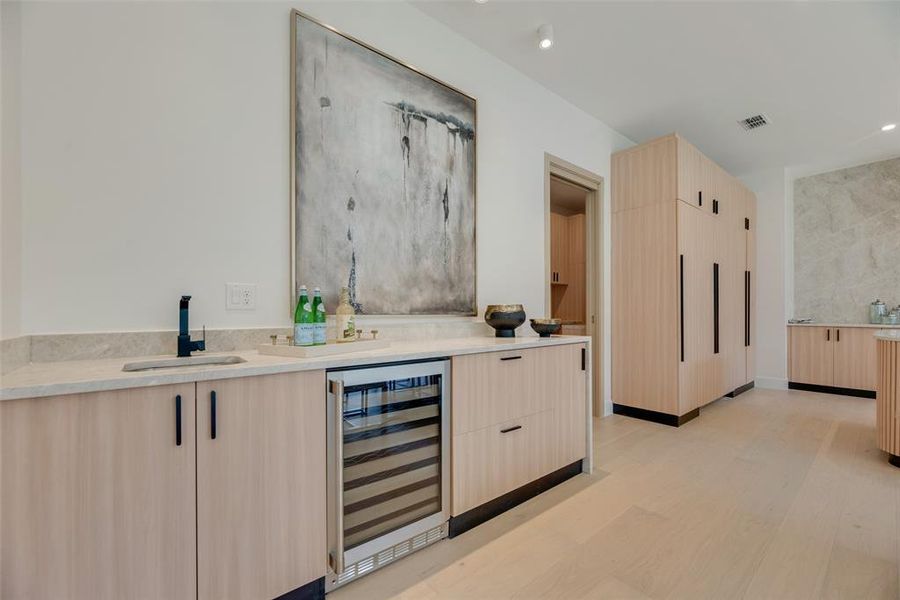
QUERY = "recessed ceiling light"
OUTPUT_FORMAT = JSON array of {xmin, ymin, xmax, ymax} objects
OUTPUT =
[
  {"xmin": 882, "ymin": 123, "xmax": 896, "ymax": 132},
  {"xmin": 538, "ymin": 24, "xmax": 554, "ymax": 50},
  {"xmin": 474, "ymin": 0, "xmax": 488, "ymax": 3}
]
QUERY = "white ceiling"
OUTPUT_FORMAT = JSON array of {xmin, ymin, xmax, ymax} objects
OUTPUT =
[{"xmin": 414, "ymin": 1, "xmax": 900, "ymax": 176}]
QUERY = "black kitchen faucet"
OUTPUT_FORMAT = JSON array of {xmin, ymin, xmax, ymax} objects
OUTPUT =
[{"xmin": 177, "ymin": 295, "xmax": 206, "ymax": 357}]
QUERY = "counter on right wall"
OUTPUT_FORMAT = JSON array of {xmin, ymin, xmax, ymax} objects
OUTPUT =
[{"xmin": 793, "ymin": 157, "xmax": 900, "ymax": 322}]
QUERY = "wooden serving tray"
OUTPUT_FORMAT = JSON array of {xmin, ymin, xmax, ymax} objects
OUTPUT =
[{"xmin": 257, "ymin": 339, "xmax": 390, "ymax": 358}]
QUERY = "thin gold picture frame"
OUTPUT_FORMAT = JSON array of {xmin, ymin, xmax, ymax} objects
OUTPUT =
[{"xmin": 289, "ymin": 9, "xmax": 478, "ymax": 317}]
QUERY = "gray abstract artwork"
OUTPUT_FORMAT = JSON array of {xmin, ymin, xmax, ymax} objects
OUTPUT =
[{"xmin": 293, "ymin": 13, "xmax": 476, "ymax": 315}]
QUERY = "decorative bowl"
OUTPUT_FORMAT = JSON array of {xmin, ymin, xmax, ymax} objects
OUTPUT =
[
  {"xmin": 484, "ymin": 304, "xmax": 526, "ymax": 338},
  {"xmin": 530, "ymin": 318, "xmax": 562, "ymax": 337}
]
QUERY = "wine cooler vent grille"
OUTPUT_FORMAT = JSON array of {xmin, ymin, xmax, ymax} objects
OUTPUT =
[{"xmin": 331, "ymin": 524, "xmax": 446, "ymax": 590}]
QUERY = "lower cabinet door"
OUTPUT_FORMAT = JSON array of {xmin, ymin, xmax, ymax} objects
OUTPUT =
[
  {"xmin": 196, "ymin": 371, "xmax": 326, "ymax": 600},
  {"xmin": 833, "ymin": 327, "xmax": 878, "ymax": 391},
  {"xmin": 0, "ymin": 384, "xmax": 197, "ymax": 600},
  {"xmin": 790, "ymin": 326, "xmax": 834, "ymax": 386}
]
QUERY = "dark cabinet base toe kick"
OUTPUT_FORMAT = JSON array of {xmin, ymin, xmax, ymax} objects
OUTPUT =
[
  {"xmin": 613, "ymin": 382, "xmax": 755, "ymax": 428},
  {"xmin": 448, "ymin": 460, "xmax": 584, "ymax": 538},
  {"xmin": 788, "ymin": 382, "xmax": 875, "ymax": 399}
]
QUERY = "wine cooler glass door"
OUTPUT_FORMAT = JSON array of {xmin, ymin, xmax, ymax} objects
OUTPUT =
[{"xmin": 327, "ymin": 359, "xmax": 450, "ymax": 575}]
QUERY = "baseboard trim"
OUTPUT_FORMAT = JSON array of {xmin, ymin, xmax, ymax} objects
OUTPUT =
[
  {"xmin": 889, "ymin": 454, "xmax": 900, "ymax": 469},
  {"xmin": 448, "ymin": 460, "xmax": 583, "ymax": 538},
  {"xmin": 725, "ymin": 381, "xmax": 755, "ymax": 398},
  {"xmin": 755, "ymin": 377, "xmax": 788, "ymax": 390},
  {"xmin": 275, "ymin": 576, "xmax": 325, "ymax": 600},
  {"xmin": 612, "ymin": 404, "xmax": 699, "ymax": 427},
  {"xmin": 787, "ymin": 381, "xmax": 876, "ymax": 399}
]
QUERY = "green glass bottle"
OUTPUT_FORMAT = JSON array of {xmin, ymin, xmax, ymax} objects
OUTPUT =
[
  {"xmin": 293, "ymin": 285, "xmax": 314, "ymax": 346},
  {"xmin": 312, "ymin": 287, "xmax": 326, "ymax": 345}
]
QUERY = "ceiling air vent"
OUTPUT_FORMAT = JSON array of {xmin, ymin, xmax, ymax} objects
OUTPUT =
[{"xmin": 738, "ymin": 114, "xmax": 769, "ymax": 131}]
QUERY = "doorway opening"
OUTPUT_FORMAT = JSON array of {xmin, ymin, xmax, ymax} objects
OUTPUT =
[
  {"xmin": 545, "ymin": 154, "xmax": 604, "ymax": 417},
  {"xmin": 550, "ymin": 177, "xmax": 588, "ymax": 333}
]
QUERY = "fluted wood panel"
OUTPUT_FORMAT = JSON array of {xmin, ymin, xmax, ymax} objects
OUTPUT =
[{"xmin": 876, "ymin": 339, "xmax": 899, "ymax": 459}]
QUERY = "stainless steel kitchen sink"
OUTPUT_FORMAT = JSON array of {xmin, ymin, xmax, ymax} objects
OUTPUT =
[{"xmin": 122, "ymin": 355, "xmax": 246, "ymax": 372}]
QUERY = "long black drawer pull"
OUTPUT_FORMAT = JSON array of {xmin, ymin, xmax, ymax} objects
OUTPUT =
[
  {"xmin": 500, "ymin": 356, "xmax": 522, "ymax": 361},
  {"xmin": 175, "ymin": 394, "xmax": 182, "ymax": 447},
  {"xmin": 210, "ymin": 390, "xmax": 217, "ymax": 440},
  {"xmin": 500, "ymin": 425, "xmax": 522, "ymax": 434}
]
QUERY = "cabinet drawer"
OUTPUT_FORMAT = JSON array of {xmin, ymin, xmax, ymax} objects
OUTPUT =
[
  {"xmin": 452, "ymin": 409, "xmax": 556, "ymax": 515},
  {"xmin": 451, "ymin": 344, "xmax": 582, "ymax": 435}
]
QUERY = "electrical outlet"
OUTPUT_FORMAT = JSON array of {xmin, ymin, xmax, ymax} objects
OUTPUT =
[{"xmin": 226, "ymin": 283, "xmax": 257, "ymax": 310}]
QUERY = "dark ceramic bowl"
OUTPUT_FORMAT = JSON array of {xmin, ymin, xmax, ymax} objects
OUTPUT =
[
  {"xmin": 530, "ymin": 318, "xmax": 562, "ymax": 337},
  {"xmin": 484, "ymin": 304, "xmax": 526, "ymax": 338}
]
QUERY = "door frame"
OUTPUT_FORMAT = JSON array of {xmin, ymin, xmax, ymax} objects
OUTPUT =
[{"xmin": 544, "ymin": 153, "xmax": 605, "ymax": 416}]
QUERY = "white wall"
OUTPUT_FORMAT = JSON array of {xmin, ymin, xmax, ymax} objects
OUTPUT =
[
  {"xmin": 8, "ymin": 1, "xmax": 631, "ymax": 410},
  {"xmin": 1, "ymin": 1, "xmax": 23, "ymax": 340},
  {"xmin": 741, "ymin": 167, "xmax": 792, "ymax": 388}
]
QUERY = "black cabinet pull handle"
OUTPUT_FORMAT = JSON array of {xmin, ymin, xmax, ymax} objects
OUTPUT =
[
  {"xmin": 500, "ymin": 425, "xmax": 522, "ymax": 434},
  {"xmin": 500, "ymin": 355, "xmax": 522, "ymax": 361},
  {"xmin": 698, "ymin": 191, "xmax": 703, "ymax": 207},
  {"xmin": 175, "ymin": 394, "xmax": 182, "ymax": 447},
  {"xmin": 745, "ymin": 270, "xmax": 751, "ymax": 347},
  {"xmin": 713, "ymin": 262, "xmax": 720, "ymax": 354},
  {"xmin": 210, "ymin": 390, "xmax": 217, "ymax": 440},
  {"xmin": 826, "ymin": 329, "xmax": 830, "ymax": 342},
  {"xmin": 836, "ymin": 329, "xmax": 840, "ymax": 342},
  {"xmin": 679, "ymin": 254, "xmax": 685, "ymax": 362},
  {"xmin": 581, "ymin": 347, "xmax": 586, "ymax": 371}
]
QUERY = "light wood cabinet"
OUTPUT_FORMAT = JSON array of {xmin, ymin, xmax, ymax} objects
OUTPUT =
[
  {"xmin": 1, "ymin": 384, "xmax": 197, "ymax": 600},
  {"xmin": 789, "ymin": 325, "xmax": 877, "ymax": 392},
  {"xmin": 550, "ymin": 212, "xmax": 586, "ymax": 325},
  {"xmin": 612, "ymin": 134, "xmax": 756, "ymax": 424},
  {"xmin": 2, "ymin": 372, "xmax": 327, "ymax": 600},
  {"xmin": 550, "ymin": 212, "xmax": 569, "ymax": 285},
  {"xmin": 451, "ymin": 343, "xmax": 586, "ymax": 515},
  {"xmin": 196, "ymin": 371, "xmax": 326, "ymax": 600},
  {"xmin": 833, "ymin": 327, "xmax": 878, "ymax": 391},
  {"xmin": 789, "ymin": 326, "xmax": 835, "ymax": 385}
]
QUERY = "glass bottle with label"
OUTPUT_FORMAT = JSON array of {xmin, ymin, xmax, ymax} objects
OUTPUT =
[
  {"xmin": 293, "ymin": 285, "xmax": 315, "ymax": 346},
  {"xmin": 312, "ymin": 287, "xmax": 327, "ymax": 346},
  {"xmin": 336, "ymin": 287, "xmax": 356, "ymax": 343}
]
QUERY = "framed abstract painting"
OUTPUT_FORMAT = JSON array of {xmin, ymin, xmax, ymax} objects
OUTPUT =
[{"xmin": 291, "ymin": 10, "xmax": 476, "ymax": 315}]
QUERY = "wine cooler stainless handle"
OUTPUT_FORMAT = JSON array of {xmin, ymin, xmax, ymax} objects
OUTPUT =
[{"xmin": 330, "ymin": 379, "xmax": 345, "ymax": 575}]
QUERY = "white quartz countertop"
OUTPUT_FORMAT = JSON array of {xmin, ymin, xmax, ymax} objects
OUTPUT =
[
  {"xmin": 787, "ymin": 322, "xmax": 900, "ymax": 329},
  {"xmin": 875, "ymin": 330, "xmax": 900, "ymax": 342},
  {"xmin": 0, "ymin": 335, "xmax": 591, "ymax": 401}
]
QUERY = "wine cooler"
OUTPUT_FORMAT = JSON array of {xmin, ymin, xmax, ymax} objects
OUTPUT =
[{"xmin": 326, "ymin": 359, "xmax": 450, "ymax": 590}]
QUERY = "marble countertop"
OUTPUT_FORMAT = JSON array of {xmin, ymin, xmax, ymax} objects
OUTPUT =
[
  {"xmin": 0, "ymin": 335, "xmax": 591, "ymax": 401},
  {"xmin": 787, "ymin": 322, "xmax": 900, "ymax": 329},
  {"xmin": 875, "ymin": 330, "xmax": 900, "ymax": 342}
]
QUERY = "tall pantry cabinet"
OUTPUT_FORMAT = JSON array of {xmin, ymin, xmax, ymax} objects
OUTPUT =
[{"xmin": 612, "ymin": 134, "xmax": 756, "ymax": 426}]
